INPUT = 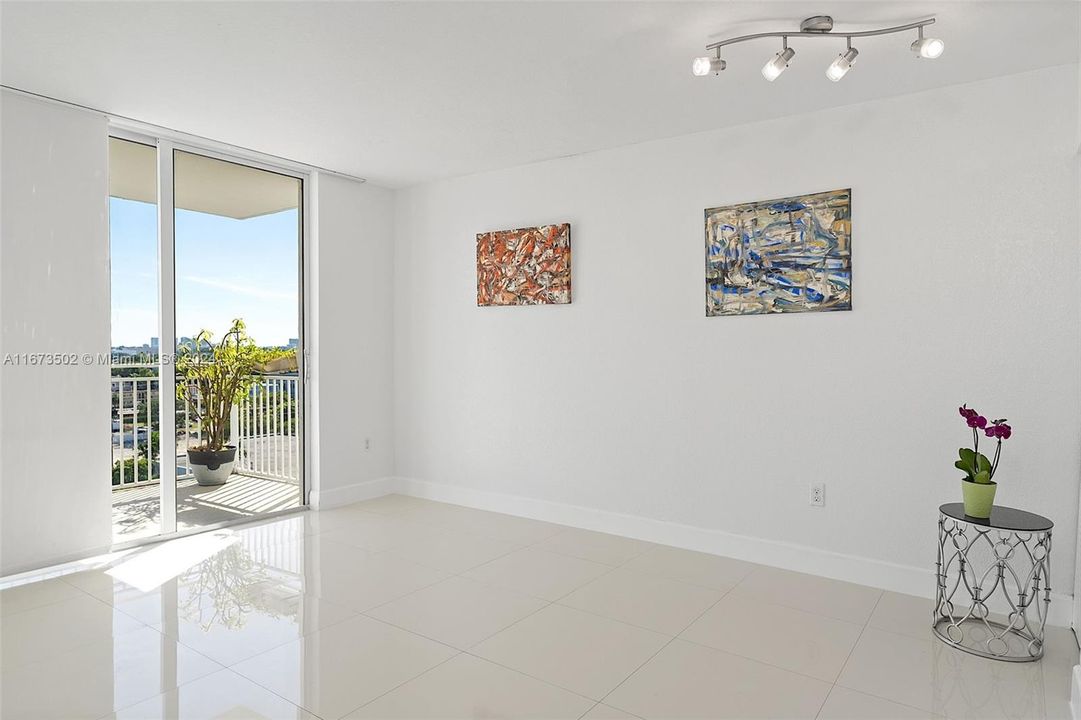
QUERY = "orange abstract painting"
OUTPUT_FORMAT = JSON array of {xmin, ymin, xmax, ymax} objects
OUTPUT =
[{"xmin": 476, "ymin": 224, "xmax": 571, "ymax": 306}]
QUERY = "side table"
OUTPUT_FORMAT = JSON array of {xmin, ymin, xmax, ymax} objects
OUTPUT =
[{"xmin": 934, "ymin": 502, "xmax": 1052, "ymax": 662}]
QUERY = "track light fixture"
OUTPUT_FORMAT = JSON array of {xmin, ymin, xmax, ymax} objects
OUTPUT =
[
  {"xmin": 826, "ymin": 40, "xmax": 859, "ymax": 82},
  {"xmin": 910, "ymin": 25, "xmax": 945, "ymax": 59},
  {"xmin": 692, "ymin": 54, "xmax": 726, "ymax": 76},
  {"xmin": 761, "ymin": 39, "xmax": 795, "ymax": 82},
  {"xmin": 692, "ymin": 15, "xmax": 942, "ymax": 82}
]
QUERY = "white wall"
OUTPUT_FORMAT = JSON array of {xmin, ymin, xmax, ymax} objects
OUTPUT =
[
  {"xmin": 309, "ymin": 172, "xmax": 396, "ymax": 507},
  {"xmin": 1, "ymin": 91, "xmax": 112, "ymax": 574},
  {"xmin": 393, "ymin": 65, "xmax": 1081, "ymax": 596}
]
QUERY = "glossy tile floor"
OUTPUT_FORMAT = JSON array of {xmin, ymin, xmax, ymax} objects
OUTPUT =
[{"xmin": 1, "ymin": 494, "xmax": 1077, "ymax": 719}]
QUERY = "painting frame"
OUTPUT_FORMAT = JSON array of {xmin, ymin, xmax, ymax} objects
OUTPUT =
[
  {"xmin": 705, "ymin": 188, "xmax": 852, "ymax": 317},
  {"xmin": 476, "ymin": 223, "xmax": 572, "ymax": 307}
]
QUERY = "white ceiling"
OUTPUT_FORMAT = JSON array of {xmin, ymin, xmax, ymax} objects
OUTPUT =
[{"xmin": 2, "ymin": 1, "xmax": 1078, "ymax": 187}]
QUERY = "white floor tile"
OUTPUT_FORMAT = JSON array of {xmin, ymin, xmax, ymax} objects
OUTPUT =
[
  {"xmin": 621, "ymin": 544, "xmax": 758, "ymax": 590},
  {"xmin": 395, "ymin": 501, "xmax": 490, "ymax": 527},
  {"xmin": 348, "ymin": 494, "xmax": 444, "ymax": 516},
  {"xmin": 107, "ymin": 668, "xmax": 320, "ymax": 719},
  {"xmin": 473, "ymin": 603, "xmax": 669, "ymax": 700},
  {"xmin": 0, "ymin": 576, "xmax": 84, "ymax": 616},
  {"xmin": 162, "ymin": 580, "xmax": 359, "ymax": 666},
  {"xmin": 605, "ymin": 639, "xmax": 832, "ymax": 719},
  {"xmin": 534, "ymin": 527, "xmax": 655, "ymax": 566},
  {"xmin": 344, "ymin": 652, "xmax": 594, "ymax": 719},
  {"xmin": 296, "ymin": 535, "xmax": 450, "ymax": 611},
  {"xmin": 63, "ymin": 571, "xmax": 205, "ymax": 628},
  {"xmin": 869, "ymin": 590, "xmax": 936, "ymax": 640},
  {"xmin": 732, "ymin": 565, "xmax": 883, "ymax": 623},
  {"xmin": 837, "ymin": 626, "xmax": 1054, "ymax": 719},
  {"xmin": 580, "ymin": 703, "xmax": 643, "ymax": 719},
  {"xmin": 230, "ymin": 614, "xmax": 457, "ymax": 719},
  {"xmin": 1, "ymin": 625, "xmax": 222, "ymax": 720},
  {"xmin": 454, "ymin": 510, "xmax": 568, "ymax": 545},
  {"xmin": 292, "ymin": 504, "xmax": 383, "ymax": 534},
  {"xmin": 837, "ymin": 627, "xmax": 942, "ymax": 711},
  {"xmin": 0, "ymin": 593, "xmax": 145, "ymax": 668},
  {"xmin": 463, "ymin": 546, "xmax": 612, "ymax": 601},
  {"xmin": 559, "ymin": 567, "xmax": 724, "ymax": 635},
  {"xmin": 379, "ymin": 528, "xmax": 522, "ymax": 573},
  {"xmin": 231, "ymin": 512, "xmax": 312, "ymax": 546},
  {"xmin": 367, "ymin": 575, "xmax": 547, "ymax": 649},
  {"xmin": 818, "ymin": 685, "xmax": 939, "ymax": 719},
  {"xmin": 680, "ymin": 592, "xmax": 863, "ymax": 682},
  {"xmin": 319, "ymin": 512, "xmax": 447, "ymax": 552},
  {"xmin": 60, "ymin": 567, "xmax": 145, "ymax": 603}
]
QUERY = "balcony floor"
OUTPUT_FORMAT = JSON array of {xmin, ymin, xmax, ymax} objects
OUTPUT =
[{"xmin": 112, "ymin": 473, "xmax": 302, "ymax": 543}]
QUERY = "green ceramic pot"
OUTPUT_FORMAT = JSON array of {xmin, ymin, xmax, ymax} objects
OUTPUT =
[{"xmin": 961, "ymin": 479, "xmax": 997, "ymax": 519}]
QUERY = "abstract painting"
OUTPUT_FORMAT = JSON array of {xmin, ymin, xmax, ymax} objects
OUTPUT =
[
  {"xmin": 705, "ymin": 189, "xmax": 852, "ymax": 316},
  {"xmin": 477, "ymin": 223, "xmax": 571, "ymax": 306}
]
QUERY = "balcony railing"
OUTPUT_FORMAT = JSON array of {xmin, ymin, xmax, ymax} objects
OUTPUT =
[{"xmin": 111, "ymin": 367, "xmax": 299, "ymax": 490}]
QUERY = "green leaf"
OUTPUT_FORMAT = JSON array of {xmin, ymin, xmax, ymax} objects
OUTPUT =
[
  {"xmin": 977, "ymin": 453, "xmax": 992, "ymax": 473},
  {"xmin": 974, "ymin": 470, "xmax": 991, "ymax": 484},
  {"xmin": 957, "ymin": 448, "xmax": 976, "ymax": 474},
  {"xmin": 954, "ymin": 459, "xmax": 973, "ymax": 478}
]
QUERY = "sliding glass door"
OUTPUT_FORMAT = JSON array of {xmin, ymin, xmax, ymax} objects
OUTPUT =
[
  {"xmin": 109, "ymin": 136, "xmax": 306, "ymax": 544},
  {"xmin": 172, "ymin": 149, "xmax": 303, "ymax": 532},
  {"xmin": 109, "ymin": 138, "xmax": 162, "ymax": 541}
]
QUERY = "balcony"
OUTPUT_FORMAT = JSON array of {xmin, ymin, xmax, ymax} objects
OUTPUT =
[{"xmin": 111, "ymin": 369, "xmax": 301, "ymax": 541}]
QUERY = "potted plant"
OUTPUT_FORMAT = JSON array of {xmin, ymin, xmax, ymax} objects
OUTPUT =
[
  {"xmin": 955, "ymin": 404, "xmax": 1013, "ymax": 518},
  {"xmin": 176, "ymin": 319, "xmax": 260, "ymax": 486}
]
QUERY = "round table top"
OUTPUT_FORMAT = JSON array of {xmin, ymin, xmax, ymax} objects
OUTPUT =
[{"xmin": 939, "ymin": 503, "xmax": 1053, "ymax": 531}]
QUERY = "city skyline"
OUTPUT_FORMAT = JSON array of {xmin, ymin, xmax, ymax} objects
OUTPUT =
[{"xmin": 111, "ymin": 335, "xmax": 298, "ymax": 355}]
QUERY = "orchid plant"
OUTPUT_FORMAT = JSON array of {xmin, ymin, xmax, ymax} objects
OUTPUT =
[{"xmin": 956, "ymin": 404, "xmax": 1012, "ymax": 485}]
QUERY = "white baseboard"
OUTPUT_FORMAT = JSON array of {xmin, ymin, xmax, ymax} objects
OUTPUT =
[
  {"xmin": 394, "ymin": 476, "xmax": 1075, "ymax": 628},
  {"xmin": 310, "ymin": 476, "xmax": 398, "ymax": 510},
  {"xmin": 1071, "ymin": 665, "xmax": 1081, "ymax": 720}
]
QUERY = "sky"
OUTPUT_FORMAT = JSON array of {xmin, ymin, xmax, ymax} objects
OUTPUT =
[{"xmin": 110, "ymin": 198, "xmax": 300, "ymax": 348}]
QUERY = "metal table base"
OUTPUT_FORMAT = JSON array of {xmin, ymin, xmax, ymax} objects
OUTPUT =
[{"xmin": 933, "ymin": 504, "xmax": 1052, "ymax": 662}]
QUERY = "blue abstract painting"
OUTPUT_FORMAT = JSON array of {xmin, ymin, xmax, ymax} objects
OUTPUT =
[{"xmin": 705, "ymin": 189, "xmax": 852, "ymax": 316}]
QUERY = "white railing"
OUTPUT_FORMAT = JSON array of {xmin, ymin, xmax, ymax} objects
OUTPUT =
[
  {"xmin": 111, "ymin": 376, "xmax": 161, "ymax": 488},
  {"xmin": 234, "ymin": 376, "xmax": 300, "ymax": 483},
  {"xmin": 111, "ymin": 369, "xmax": 299, "ymax": 490}
]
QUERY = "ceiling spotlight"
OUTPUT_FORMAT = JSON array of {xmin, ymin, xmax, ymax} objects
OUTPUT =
[
  {"xmin": 762, "ymin": 42, "xmax": 796, "ymax": 82},
  {"xmin": 910, "ymin": 26, "xmax": 944, "ymax": 58},
  {"xmin": 826, "ymin": 44, "xmax": 859, "ymax": 82},
  {"xmin": 692, "ymin": 56, "xmax": 726, "ymax": 76}
]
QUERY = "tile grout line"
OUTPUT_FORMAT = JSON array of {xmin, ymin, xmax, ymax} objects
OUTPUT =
[
  {"xmin": 577, "ymin": 701, "xmax": 603, "ymax": 720},
  {"xmin": 335, "ymin": 650, "xmax": 465, "ymax": 720},
  {"xmin": 101, "ymin": 666, "xmax": 330, "ymax": 720},
  {"xmin": 594, "ymin": 578, "xmax": 743, "ymax": 712},
  {"xmin": 814, "ymin": 589, "xmax": 885, "ymax": 720}
]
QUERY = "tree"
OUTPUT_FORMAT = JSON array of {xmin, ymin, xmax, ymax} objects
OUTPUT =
[{"xmin": 175, "ymin": 319, "xmax": 260, "ymax": 452}]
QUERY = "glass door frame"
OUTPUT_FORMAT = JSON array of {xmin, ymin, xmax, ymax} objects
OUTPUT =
[{"xmin": 109, "ymin": 125, "xmax": 310, "ymax": 544}]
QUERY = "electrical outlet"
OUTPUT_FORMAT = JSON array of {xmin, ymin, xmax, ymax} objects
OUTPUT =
[
  {"xmin": 364, "ymin": 437, "xmax": 371, "ymax": 451},
  {"xmin": 809, "ymin": 482, "xmax": 825, "ymax": 507}
]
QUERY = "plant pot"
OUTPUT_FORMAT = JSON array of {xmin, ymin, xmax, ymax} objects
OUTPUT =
[
  {"xmin": 961, "ymin": 478, "xmax": 997, "ymax": 519},
  {"xmin": 187, "ymin": 446, "xmax": 236, "ymax": 486}
]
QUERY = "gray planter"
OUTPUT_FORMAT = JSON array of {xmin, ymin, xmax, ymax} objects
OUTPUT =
[{"xmin": 187, "ymin": 445, "xmax": 237, "ymax": 486}]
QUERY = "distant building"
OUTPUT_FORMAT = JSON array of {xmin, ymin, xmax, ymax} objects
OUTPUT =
[{"xmin": 286, "ymin": 338, "xmax": 299, "ymax": 349}]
